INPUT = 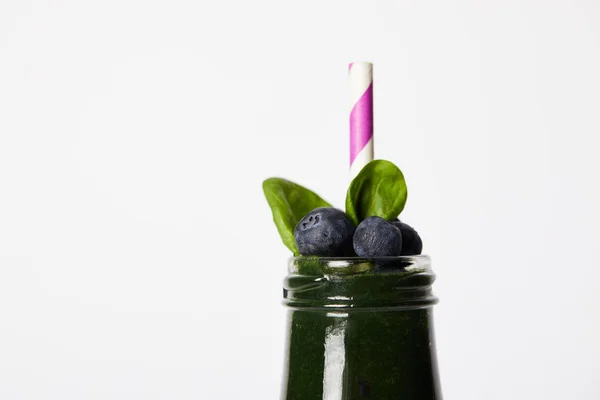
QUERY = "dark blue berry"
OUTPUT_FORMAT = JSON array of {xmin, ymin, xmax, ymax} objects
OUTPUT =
[
  {"xmin": 391, "ymin": 221, "xmax": 423, "ymax": 255},
  {"xmin": 294, "ymin": 207, "xmax": 355, "ymax": 256},
  {"xmin": 353, "ymin": 216, "xmax": 402, "ymax": 257}
]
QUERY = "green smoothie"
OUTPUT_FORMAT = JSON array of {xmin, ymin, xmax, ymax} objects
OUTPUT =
[
  {"xmin": 281, "ymin": 257, "xmax": 441, "ymax": 400},
  {"xmin": 262, "ymin": 137, "xmax": 440, "ymax": 398}
]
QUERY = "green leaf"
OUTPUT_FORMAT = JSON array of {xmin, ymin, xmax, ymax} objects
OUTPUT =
[
  {"xmin": 262, "ymin": 178, "xmax": 332, "ymax": 255},
  {"xmin": 345, "ymin": 160, "xmax": 408, "ymax": 225}
]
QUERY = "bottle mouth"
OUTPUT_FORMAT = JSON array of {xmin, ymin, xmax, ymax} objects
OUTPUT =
[{"xmin": 288, "ymin": 255, "xmax": 431, "ymax": 276}]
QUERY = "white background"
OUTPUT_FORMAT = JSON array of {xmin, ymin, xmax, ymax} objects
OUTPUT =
[{"xmin": 1, "ymin": 0, "xmax": 599, "ymax": 399}]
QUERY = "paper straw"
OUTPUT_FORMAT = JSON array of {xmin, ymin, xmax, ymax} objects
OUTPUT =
[{"xmin": 349, "ymin": 62, "xmax": 374, "ymax": 179}]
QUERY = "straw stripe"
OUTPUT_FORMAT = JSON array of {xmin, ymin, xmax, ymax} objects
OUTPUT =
[
  {"xmin": 349, "ymin": 83, "xmax": 373, "ymax": 165},
  {"xmin": 350, "ymin": 137, "xmax": 374, "ymax": 178},
  {"xmin": 348, "ymin": 62, "xmax": 374, "ymax": 178},
  {"xmin": 348, "ymin": 64, "xmax": 373, "ymax": 111}
]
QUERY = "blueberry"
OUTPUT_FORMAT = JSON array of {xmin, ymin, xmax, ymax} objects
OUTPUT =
[
  {"xmin": 294, "ymin": 207, "xmax": 355, "ymax": 256},
  {"xmin": 391, "ymin": 220, "xmax": 423, "ymax": 255},
  {"xmin": 353, "ymin": 216, "xmax": 402, "ymax": 257}
]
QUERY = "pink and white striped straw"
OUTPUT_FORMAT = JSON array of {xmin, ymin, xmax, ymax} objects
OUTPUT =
[{"xmin": 349, "ymin": 62, "xmax": 374, "ymax": 178}]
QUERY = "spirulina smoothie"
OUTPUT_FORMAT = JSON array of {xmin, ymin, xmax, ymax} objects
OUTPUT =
[
  {"xmin": 263, "ymin": 62, "xmax": 441, "ymax": 399},
  {"xmin": 263, "ymin": 160, "xmax": 441, "ymax": 399}
]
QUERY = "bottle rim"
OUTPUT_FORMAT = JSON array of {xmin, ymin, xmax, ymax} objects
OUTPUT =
[{"xmin": 288, "ymin": 255, "xmax": 431, "ymax": 276}]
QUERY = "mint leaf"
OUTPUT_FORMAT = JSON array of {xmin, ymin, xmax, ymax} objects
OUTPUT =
[
  {"xmin": 345, "ymin": 160, "xmax": 408, "ymax": 225},
  {"xmin": 262, "ymin": 178, "xmax": 332, "ymax": 255}
]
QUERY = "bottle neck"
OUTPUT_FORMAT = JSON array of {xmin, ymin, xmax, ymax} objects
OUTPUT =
[{"xmin": 283, "ymin": 257, "xmax": 438, "ymax": 310}]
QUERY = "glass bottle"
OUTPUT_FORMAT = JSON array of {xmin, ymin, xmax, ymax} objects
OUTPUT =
[{"xmin": 281, "ymin": 256, "xmax": 442, "ymax": 399}]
